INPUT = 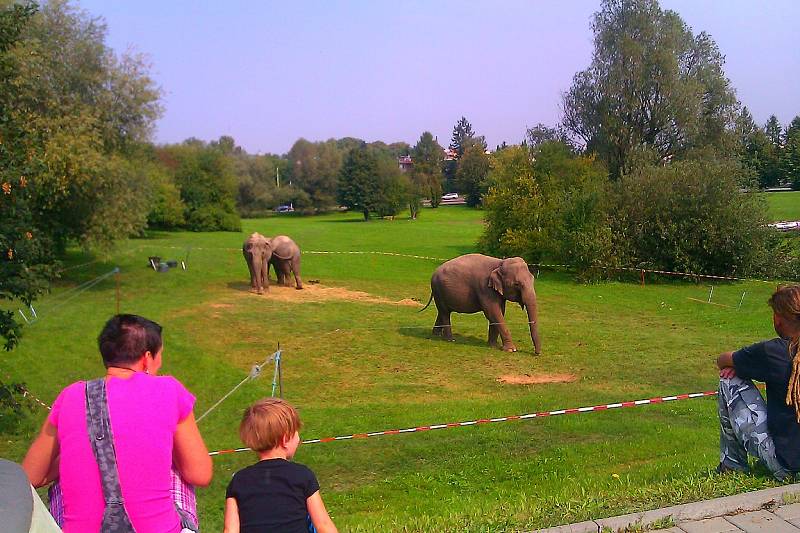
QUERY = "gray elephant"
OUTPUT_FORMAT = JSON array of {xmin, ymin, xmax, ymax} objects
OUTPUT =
[
  {"xmin": 243, "ymin": 232, "xmax": 271, "ymax": 294},
  {"xmin": 420, "ymin": 254, "xmax": 541, "ymax": 354},
  {"xmin": 267, "ymin": 235, "xmax": 303, "ymax": 290}
]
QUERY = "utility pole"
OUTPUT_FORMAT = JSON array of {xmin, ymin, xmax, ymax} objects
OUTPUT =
[{"xmin": 276, "ymin": 167, "xmax": 280, "ymax": 188}]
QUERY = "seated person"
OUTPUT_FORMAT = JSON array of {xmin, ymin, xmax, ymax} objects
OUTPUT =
[{"xmin": 716, "ymin": 284, "xmax": 800, "ymax": 479}]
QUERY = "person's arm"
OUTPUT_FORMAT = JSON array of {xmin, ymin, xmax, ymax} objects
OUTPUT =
[
  {"xmin": 172, "ymin": 412, "xmax": 213, "ymax": 487},
  {"xmin": 717, "ymin": 351, "xmax": 736, "ymax": 378},
  {"xmin": 223, "ymin": 497, "xmax": 240, "ymax": 533},
  {"xmin": 22, "ymin": 420, "xmax": 60, "ymax": 488},
  {"xmin": 307, "ymin": 490, "xmax": 338, "ymax": 533}
]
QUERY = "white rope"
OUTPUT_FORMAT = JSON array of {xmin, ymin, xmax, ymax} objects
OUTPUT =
[
  {"xmin": 195, "ymin": 351, "xmax": 277, "ymax": 424},
  {"xmin": 26, "ymin": 268, "xmax": 119, "ymax": 326}
]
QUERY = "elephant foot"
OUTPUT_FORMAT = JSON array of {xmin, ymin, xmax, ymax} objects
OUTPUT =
[
  {"xmin": 295, "ymin": 285, "xmax": 303, "ymax": 290},
  {"xmin": 501, "ymin": 345, "xmax": 517, "ymax": 352},
  {"xmin": 533, "ymin": 350, "xmax": 541, "ymax": 356}
]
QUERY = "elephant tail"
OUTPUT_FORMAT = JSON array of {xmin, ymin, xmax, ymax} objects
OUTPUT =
[{"xmin": 418, "ymin": 292, "xmax": 434, "ymax": 313}]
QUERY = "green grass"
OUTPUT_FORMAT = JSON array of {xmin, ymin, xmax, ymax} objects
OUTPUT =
[
  {"xmin": 1, "ymin": 206, "xmax": 790, "ymax": 531},
  {"xmin": 766, "ymin": 191, "xmax": 800, "ymax": 221}
]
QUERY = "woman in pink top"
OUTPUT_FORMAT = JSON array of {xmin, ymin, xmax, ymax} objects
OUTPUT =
[{"xmin": 23, "ymin": 314, "xmax": 213, "ymax": 533}]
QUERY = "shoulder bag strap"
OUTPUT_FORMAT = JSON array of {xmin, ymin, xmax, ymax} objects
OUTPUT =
[{"xmin": 85, "ymin": 378, "xmax": 137, "ymax": 533}]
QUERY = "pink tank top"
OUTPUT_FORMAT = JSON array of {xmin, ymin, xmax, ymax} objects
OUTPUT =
[{"xmin": 49, "ymin": 373, "xmax": 195, "ymax": 533}]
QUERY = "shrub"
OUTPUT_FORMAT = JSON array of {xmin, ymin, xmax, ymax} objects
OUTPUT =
[
  {"xmin": 609, "ymin": 157, "xmax": 773, "ymax": 277},
  {"xmin": 482, "ymin": 143, "xmax": 614, "ymax": 275}
]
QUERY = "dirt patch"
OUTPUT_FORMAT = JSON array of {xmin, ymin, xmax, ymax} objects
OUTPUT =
[
  {"xmin": 209, "ymin": 303, "xmax": 233, "ymax": 309},
  {"xmin": 496, "ymin": 373, "xmax": 578, "ymax": 385},
  {"xmin": 240, "ymin": 283, "xmax": 422, "ymax": 307}
]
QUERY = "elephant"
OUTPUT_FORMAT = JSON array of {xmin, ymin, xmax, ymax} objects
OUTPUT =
[
  {"xmin": 420, "ymin": 254, "xmax": 541, "ymax": 354},
  {"xmin": 267, "ymin": 235, "xmax": 303, "ymax": 290},
  {"xmin": 243, "ymin": 232, "xmax": 271, "ymax": 294}
]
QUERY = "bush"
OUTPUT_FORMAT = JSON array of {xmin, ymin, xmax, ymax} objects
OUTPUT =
[
  {"xmin": 609, "ymin": 157, "xmax": 773, "ymax": 277},
  {"xmin": 185, "ymin": 203, "xmax": 242, "ymax": 232},
  {"xmin": 482, "ymin": 144, "xmax": 614, "ymax": 275}
]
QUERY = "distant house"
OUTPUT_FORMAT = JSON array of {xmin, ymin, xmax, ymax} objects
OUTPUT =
[
  {"xmin": 398, "ymin": 154, "xmax": 413, "ymax": 172},
  {"xmin": 443, "ymin": 147, "xmax": 457, "ymax": 161}
]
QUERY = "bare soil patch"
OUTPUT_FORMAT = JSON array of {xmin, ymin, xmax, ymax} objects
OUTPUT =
[
  {"xmin": 241, "ymin": 282, "xmax": 422, "ymax": 307},
  {"xmin": 496, "ymin": 373, "xmax": 578, "ymax": 385}
]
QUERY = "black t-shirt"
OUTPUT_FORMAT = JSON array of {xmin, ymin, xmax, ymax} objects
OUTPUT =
[
  {"xmin": 226, "ymin": 458, "xmax": 320, "ymax": 533},
  {"xmin": 733, "ymin": 337, "xmax": 800, "ymax": 471}
]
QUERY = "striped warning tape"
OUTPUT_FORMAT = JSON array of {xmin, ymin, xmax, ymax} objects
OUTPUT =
[{"xmin": 208, "ymin": 389, "xmax": 718, "ymax": 456}]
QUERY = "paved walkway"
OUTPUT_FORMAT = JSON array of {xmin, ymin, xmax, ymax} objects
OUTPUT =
[{"xmin": 536, "ymin": 483, "xmax": 800, "ymax": 532}]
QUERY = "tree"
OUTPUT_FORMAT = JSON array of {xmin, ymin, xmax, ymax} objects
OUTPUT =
[
  {"xmin": 410, "ymin": 131, "xmax": 444, "ymax": 215},
  {"xmin": 287, "ymin": 138, "xmax": 343, "ymax": 209},
  {"xmin": 562, "ymin": 0, "xmax": 739, "ymax": 178},
  {"xmin": 337, "ymin": 145, "xmax": 408, "ymax": 220},
  {"xmin": 781, "ymin": 116, "xmax": 800, "ymax": 189},
  {"xmin": 481, "ymin": 144, "xmax": 612, "ymax": 274},
  {"xmin": 0, "ymin": 2, "xmax": 56, "ymax": 351},
  {"xmin": 449, "ymin": 116, "xmax": 487, "ymax": 158},
  {"xmin": 525, "ymin": 124, "xmax": 575, "ymax": 153},
  {"xmin": 735, "ymin": 107, "xmax": 774, "ymax": 188},
  {"xmin": 610, "ymin": 155, "xmax": 774, "ymax": 276},
  {"xmin": 5, "ymin": 0, "xmax": 163, "ymax": 250},
  {"xmin": 759, "ymin": 115, "xmax": 785, "ymax": 188},
  {"xmin": 765, "ymin": 115, "xmax": 784, "ymax": 147},
  {"xmin": 160, "ymin": 140, "xmax": 241, "ymax": 232},
  {"xmin": 455, "ymin": 145, "xmax": 490, "ymax": 207}
]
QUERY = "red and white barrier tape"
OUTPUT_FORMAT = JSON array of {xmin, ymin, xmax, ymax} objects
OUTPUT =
[{"xmin": 208, "ymin": 389, "xmax": 718, "ymax": 456}]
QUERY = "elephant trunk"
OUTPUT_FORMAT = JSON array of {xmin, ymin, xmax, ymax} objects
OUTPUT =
[{"xmin": 522, "ymin": 291, "xmax": 541, "ymax": 355}]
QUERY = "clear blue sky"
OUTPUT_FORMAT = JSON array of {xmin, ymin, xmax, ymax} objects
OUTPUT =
[{"xmin": 81, "ymin": 0, "xmax": 799, "ymax": 155}]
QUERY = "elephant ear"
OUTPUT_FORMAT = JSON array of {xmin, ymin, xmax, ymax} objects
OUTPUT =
[{"xmin": 489, "ymin": 267, "xmax": 504, "ymax": 296}]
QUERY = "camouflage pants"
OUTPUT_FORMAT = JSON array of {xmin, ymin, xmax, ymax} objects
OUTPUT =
[{"xmin": 718, "ymin": 376, "xmax": 790, "ymax": 480}]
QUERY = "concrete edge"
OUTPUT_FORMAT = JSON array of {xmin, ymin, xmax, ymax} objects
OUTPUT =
[{"xmin": 535, "ymin": 483, "xmax": 800, "ymax": 533}]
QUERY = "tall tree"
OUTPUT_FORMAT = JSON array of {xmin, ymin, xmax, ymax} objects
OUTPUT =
[
  {"xmin": 7, "ymin": 0, "xmax": 163, "ymax": 250},
  {"xmin": 411, "ymin": 132, "xmax": 444, "ymax": 214},
  {"xmin": 781, "ymin": 116, "xmax": 800, "ymax": 189},
  {"xmin": 449, "ymin": 116, "xmax": 486, "ymax": 158},
  {"xmin": 562, "ymin": 0, "xmax": 739, "ymax": 178},
  {"xmin": 735, "ymin": 107, "xmax": 773, "ymax": 188},
  {"xmin": 760, "ymin": 115, "xmax": 784, "ymax": 188},
  {"xmin": 765, "ymin": 115, "xmax": 784, "ymax": 147},
  {"xmin": 0, "ymin": 3, "xmax": 56, "ymax": 350},
  {"xmin": 455, "ymin": 145, "xmax": 490, "ymax": 207}
]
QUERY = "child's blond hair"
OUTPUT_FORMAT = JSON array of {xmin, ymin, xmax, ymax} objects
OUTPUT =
[{"xmin": 239, "ymin": 398, "xmax": 302, "ymax": 451}]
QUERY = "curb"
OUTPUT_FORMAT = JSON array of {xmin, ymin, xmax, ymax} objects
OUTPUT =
[{"xmin": 533, "ymin": 483, "xmax": 800, "ymax": 532}]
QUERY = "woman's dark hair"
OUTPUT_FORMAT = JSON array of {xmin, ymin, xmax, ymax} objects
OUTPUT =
[{"xmin": 98, "ymin": 314, "xmax": 163, "ymax": 367}]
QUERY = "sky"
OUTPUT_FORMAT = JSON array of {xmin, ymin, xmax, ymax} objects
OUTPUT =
[{"xmin": 80, "ymin": 0, "xmax": 800, "ymax": 155}]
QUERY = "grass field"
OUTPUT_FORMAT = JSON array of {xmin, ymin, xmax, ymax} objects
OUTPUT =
[
  {"xmin": 1, "ymin": 206, "xmax": 795, "ymax": 531},
  {"xmin": 766, "ymin": 190, "xmax": 800, "ymax": 221}
]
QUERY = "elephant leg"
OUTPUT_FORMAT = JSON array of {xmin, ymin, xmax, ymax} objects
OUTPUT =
[
  {"xmin": 432, "ymin": 313, "xmax": 443, "ymax": 336},
  {"xmin": 279, "ymin": 262, "xmax": 292, "ymax": 286},
  {"xmin": 484, "ymin": 304, "xmax": 515, "ymax": 352},
  {"xmin": 442, "ymin": 313, "xmax": 453, "ymax": 341},
  {"xmin": 244, "ymin": 253, "xmax": 258, "ymax": 293},
  {"xmin": 291, "ymin": 256, "xmax": 303, "ymax": 289},
  {"xmin": 487, "ymin": 300, "xmax": 506, "ymax": 347}
]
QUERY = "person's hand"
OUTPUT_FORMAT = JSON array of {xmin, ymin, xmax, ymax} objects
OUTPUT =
[{"xmin": 719, "ymin": 367, "xmax": 736, "ymax": 379}]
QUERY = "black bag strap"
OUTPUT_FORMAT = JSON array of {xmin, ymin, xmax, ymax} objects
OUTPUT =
[{"xmin": 85, "ymin": 378, "xmax": 137, "ymax": 533}]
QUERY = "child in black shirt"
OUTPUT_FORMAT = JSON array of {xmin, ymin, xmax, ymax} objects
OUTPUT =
[{"xmin": 224, "ymin": 398, "xmax": 338, "ymax": 533}]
